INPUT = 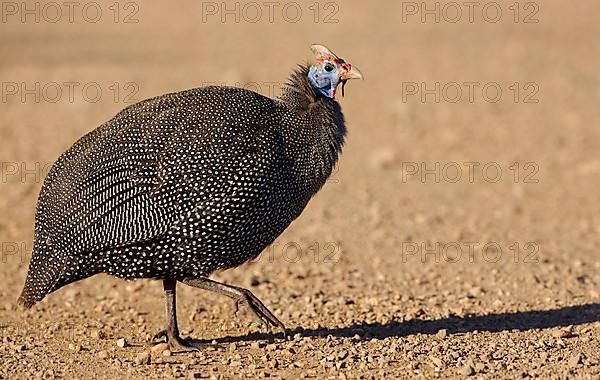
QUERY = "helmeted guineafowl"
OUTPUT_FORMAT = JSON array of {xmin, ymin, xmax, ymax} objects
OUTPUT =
[{"xmin": 18, "ymin": 44, "xmax": 363, "ymax": 351}]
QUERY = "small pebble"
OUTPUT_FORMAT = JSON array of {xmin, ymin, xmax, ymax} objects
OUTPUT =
[
  {"xmin": 569, "ymin": 353, "xmax": 582, "ymax": 368},
  {"xmin": 97, "ymin": 350, "xmax": 109, "ymax": 359},
  {"xmin": 13, "ymin": 344, "xmax": 26, "ymax": 352},
  {"xmin": 135, "ymin": 352, "xmax": 151, "ymax": 365},
  {"xmin": 552, "ymin": 327, "xmax": 575, "ymax": 339},
  {"xmin": 460, "ymin": 365, "xmax": 475, "ymax": 376},
  {"xmin": 116, "ymin": 338, "xmax": 127, "ymax": 348},
  {"xmin": 68, "ymin": 343, "xmax": 81, "ymax": 352},
  {"xmin": 430, "ymin": 356, "xmax": 444, "ymax": 368},
  {"xmin": 151, "ymin": 343, "xmax": 170, "ymax": 353},
  {"xmin": 514, "ymin": 370, "xmax": 528, "ymax": 378},
  {"xmin": 90, "ymin": 330, "xmax": 106, "ymax": 339}
]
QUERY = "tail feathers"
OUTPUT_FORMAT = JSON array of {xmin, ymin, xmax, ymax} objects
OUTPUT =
[
  {"xmin": 18, "ymin": 242, "xmax": 67, "ymax": 310},
  {"xmin": 17, "ymin": 274, "xmax": 50, "ymax": 310},
  {"xmin": 17, "ymin": 292, "xmax": 36, "ymax": 310}
]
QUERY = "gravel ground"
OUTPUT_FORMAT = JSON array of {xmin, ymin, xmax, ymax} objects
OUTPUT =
[{"xmin": 1, "ymin": 1, "xmax": 599, "ymax": 379}]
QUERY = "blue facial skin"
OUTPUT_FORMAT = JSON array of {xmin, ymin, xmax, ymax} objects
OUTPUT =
[{"xmin": 308, "ymin": 60, "xmax": 340, "ymax": 98}]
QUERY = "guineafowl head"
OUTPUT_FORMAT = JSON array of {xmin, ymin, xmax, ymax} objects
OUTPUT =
[{"xmin": 308, "ymin": 44, "xmax": 363, "ymax": 98}]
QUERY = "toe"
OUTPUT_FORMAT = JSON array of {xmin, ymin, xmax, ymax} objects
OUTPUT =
[
  {"xmin": 167, "ymin": 334, "xmax": 204, "ymax": 353},
  {"xmin": 152, "ymin": 330, "xmax": 167, "ymax": 343}
]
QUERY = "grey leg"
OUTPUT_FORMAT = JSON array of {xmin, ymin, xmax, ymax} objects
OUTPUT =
[
  {"xmin": 182, "ymin": 277, "xmax": 286, "ymax": 333},
  {"xmin": 155, "ymin": 278, "xmax": 201, "ymax": 352}
]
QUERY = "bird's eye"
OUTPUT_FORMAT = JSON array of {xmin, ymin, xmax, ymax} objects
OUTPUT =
[{"xmin": 324, "ymin": 63, "xmax": 335, "ymax": 72}]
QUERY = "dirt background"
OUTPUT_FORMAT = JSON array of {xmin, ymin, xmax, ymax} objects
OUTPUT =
[{"xmin": 1, "ymin": 0, "xmax": 599, "ymax": 378}]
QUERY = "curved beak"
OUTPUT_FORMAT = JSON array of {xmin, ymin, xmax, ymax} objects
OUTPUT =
[{"xmin": 343, "ymin": 65, "xmax": 364, "ymax": 80}]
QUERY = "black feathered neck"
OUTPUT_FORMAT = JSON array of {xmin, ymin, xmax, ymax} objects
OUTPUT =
[
  {"xmin": 278, "ymin": 64, "xmax": 327, "ymax": 109},
  {"xmin": 275, "ymin": 64, "xmax": 347, "ymax": 194}
]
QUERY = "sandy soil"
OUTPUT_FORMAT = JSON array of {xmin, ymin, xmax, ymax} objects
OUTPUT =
[{"xmin": 1, "ymin": 1, "xmax": 599, "ymax": 378}]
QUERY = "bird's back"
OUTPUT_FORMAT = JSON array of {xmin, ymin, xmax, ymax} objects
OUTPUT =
[
  {"xmin": 20, "ymin": 86, "xmax": 308, "ymax": 306},
  {"xmin": 19, "ymin": 60, "xmax": 351, "ymax": 309}
]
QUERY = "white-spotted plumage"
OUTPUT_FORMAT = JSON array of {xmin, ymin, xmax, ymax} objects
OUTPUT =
[{"xmin": 18, "ymin": 65, "xmax": 347, "ymax": 308}]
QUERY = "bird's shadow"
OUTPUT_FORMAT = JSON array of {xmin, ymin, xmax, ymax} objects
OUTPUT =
[{"xmin": 188, "ymin": 303, "xmax": 600, "ymax": 345}]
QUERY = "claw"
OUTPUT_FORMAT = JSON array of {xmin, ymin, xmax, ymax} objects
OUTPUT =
[
  {"xmin": 152, "ymin": 329, "xmax": 167, "ymax": 343},
  {"xmin": 232, "ymin": 299, "xmax": 240, "ymax": 316},
  {"xmin": 235, "ymin": 289, "xmax": 286, "ymax": 334},
  {"xmin": 167, "ymin": 335, "xmax": 202, "ymax": 353},
  {"xmin": 181, "ymin": 278, "xmax": 287, "ymax": 337},
  {"xmin": 154, "ymin": 329, "xmax": 202, "ymax": 352}
]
